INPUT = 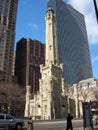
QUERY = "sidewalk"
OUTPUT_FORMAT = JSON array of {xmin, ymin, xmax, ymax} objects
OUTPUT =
[{"xmin": 73, "ymin": 125, "xmax": 98, "ymax": 130}]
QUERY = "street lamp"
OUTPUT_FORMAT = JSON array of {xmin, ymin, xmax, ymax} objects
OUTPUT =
[{"xmin": 67, "ymin": 87, "xmax": 70, "ymax": 114}]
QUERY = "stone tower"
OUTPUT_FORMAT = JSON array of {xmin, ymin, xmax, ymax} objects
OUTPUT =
[
  {"xmin": 39, "ymin": 63, "xmax": 64, "ymax": 119},
  {"xmin": 26, "ymin": 7, "xmax": 66, "ymax": 120},
  {"xmin": 37, "ymin": 7, "xmax": 64, "ymax": 119},
  {"xmin": 45, "ymin": 7, "xmax": 57, "ymax": 65}
]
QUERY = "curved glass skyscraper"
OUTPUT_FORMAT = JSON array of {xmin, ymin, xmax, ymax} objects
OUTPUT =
[{"xmin": 47, "ymin": 0, "xmax": 93, "ymax": 85}]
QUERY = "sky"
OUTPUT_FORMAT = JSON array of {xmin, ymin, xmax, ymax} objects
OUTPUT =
[{"xmin": 15, "ymin": 0, "xmax": 98, "ymax": 79}]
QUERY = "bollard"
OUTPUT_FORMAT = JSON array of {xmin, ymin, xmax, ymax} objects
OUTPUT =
[{"xmin": 27, "ymin": 117, "xmax": 33, "ymax": 130}]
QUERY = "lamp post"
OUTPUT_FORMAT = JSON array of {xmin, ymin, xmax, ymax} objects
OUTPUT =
[{"xmin": 67, "ymin": 87, "xmax": 70, "ymax": 114}]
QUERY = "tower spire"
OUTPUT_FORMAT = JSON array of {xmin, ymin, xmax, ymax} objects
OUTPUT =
[{"xmin": 45, "ymin": 7, "xmax": 57, "ymax": 65}]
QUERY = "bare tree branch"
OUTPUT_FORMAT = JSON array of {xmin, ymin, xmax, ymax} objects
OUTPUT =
[{"xmin": 0, "ymin": 82, "xmax": 25, "ymax": 115}]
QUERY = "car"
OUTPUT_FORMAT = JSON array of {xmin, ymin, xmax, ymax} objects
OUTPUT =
[{"xmin": 0, "ymin": 113, "xmax": 24, "ymax": 130}]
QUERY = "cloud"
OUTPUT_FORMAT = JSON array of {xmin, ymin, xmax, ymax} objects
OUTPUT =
[
  {"xmin": 68, "ymin": 0, "xmax": 98, "ymax": 45},
  {"xmin": 92, "ymin": 56, "xmax": 98, "ymax": 63},
  {"xmin": 29, "ymin": 23, "xmax": 38, "ymax": 30}
]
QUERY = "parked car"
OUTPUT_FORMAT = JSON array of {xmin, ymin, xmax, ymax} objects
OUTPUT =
[{"xmin": 0, "ymin": 113, "xmax": 24, "ymax": 130}]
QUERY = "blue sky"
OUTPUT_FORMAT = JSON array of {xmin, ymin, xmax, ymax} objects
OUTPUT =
[{"xmin": 15, "ymin": 0, "xmax": 98, "ymax": 79}]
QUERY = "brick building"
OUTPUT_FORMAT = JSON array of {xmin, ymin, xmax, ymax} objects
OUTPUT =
[{"xmin": 15, "ymin": 38, "xmax": 45, "ymax": 95}]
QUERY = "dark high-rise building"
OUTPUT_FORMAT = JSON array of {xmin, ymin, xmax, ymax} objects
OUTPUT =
[
  {"xmin": 0, "ymin": 0, "xmax": 18, "ymax": 82},
  {"xmin": 15, "ymin": 38, "xmax": 45, "ymax": 94},
  {"xmin": 47, "ymin": 0, "xmax": 93, "ymax": 85},
  {"xmin": 93, "ymin": 0, "xmax": 98, "ymax": 23}
]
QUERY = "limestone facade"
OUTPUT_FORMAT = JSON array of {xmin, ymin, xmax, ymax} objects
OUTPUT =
[
  {"xmin": 29, "ymin": 64, "xmax": 68, "ymax": 120},
  {"xmin": 24, "ymin": 85, "xmax": 31, "ymax": 117},
  {"xmin": 68, "ymin": 78, "xmax": 98, "ymax": 118},
  {"xmin": 24, "ymin": 7, "xmax": 70, "ymax": 120}
]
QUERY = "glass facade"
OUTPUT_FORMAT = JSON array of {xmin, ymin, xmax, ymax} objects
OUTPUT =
[
  {"xmin": 47, "ymin": 0, "xmax": 93, "ymax": 84},
  {"xmin": 0, "ymin": 0, "xmax": 18, "ymax": 82}
]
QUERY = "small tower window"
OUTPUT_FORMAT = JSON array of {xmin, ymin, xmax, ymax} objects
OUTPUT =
[
  {"xmin": 49, "ymin": 45, "xmax": 52, "ymax": 50},
  {"xmin": 49, "ymin": 23, "xmax": 51, "ymax": 26}
]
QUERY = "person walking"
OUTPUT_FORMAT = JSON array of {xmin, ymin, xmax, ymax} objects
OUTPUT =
[
  {"xmin": 27, "ymin": 117, "xmax": 33, "ymax": 130},
  {"xmin": 66, "ymin": 113, "xmax": 73, "ymax": 130}
]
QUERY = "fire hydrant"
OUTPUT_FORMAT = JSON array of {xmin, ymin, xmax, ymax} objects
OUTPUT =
[{"xmin": 27, "ymin": 117, "xmax": 33, "ymax": 130}]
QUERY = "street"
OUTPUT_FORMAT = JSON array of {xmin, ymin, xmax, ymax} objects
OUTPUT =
[
  {"xmin": 0, "ymin": 119, "xmax": 97, "ymax": 130},
  {"xmin": 23, "ymin": 119, "xmax": 84, "ymax": 130}
]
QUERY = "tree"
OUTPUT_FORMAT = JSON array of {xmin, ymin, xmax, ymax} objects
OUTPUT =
[
  {"xmin": 0, "ymin": 82, "xmax": 25, "ymax": 115},
  {"xmin": 80, "ymin": 89, "xmax": 90, "ymax": 102},
  {"xmin": 93, "ymin": 90, "xmax": 98, "ymax": 102}
]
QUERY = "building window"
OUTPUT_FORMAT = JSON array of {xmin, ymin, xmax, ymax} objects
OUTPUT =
[
  {"xmin": 45, "ymin": 105, "xmax": 47, "ymax": 113},
  {"xmin": 49, "ymin": 45, "xmax": 52, "ymax": 50}
]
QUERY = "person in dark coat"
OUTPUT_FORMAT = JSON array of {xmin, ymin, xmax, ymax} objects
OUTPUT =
[
  {"xmin": 66, "ymin": 113, "xmax": 73, "ymax": 130},
  {"xmin": 27, "ymin": 117, "xmax": 33, "ymax": 130}
]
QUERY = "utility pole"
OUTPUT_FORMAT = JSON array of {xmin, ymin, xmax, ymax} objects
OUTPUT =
[{"xmin": 93, "ymin": 0, "xmax": 98, "ymax": 23}]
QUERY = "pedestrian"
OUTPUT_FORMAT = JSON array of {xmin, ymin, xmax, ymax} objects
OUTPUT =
[
  {"xmin": 66, "ymin": 113, "xmax": 73, "ymax": 130},
  {"xmin": 27, "ymin": 117, "xmax": 33, "ymax": 130}
]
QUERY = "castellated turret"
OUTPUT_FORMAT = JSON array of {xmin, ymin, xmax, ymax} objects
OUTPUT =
[{"xmin": 24, "ymin": 86, "xmax": 31, "ymax": 117}]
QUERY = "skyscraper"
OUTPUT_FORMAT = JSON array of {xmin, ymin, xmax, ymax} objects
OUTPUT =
[
  {"xmin": 93, "ymin": 0, "xmax": 98, "ymax": 23},
  {"xmin": 15, "ymin": 38, "xmax": 45, "ymax": 94},
  {"xmin": 0, "ymin": 0, "xmax": 18, "ymax": 82},
  {"xmin": 47, "ymin": 0, "xmax": 93, "ymax": 85}
]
